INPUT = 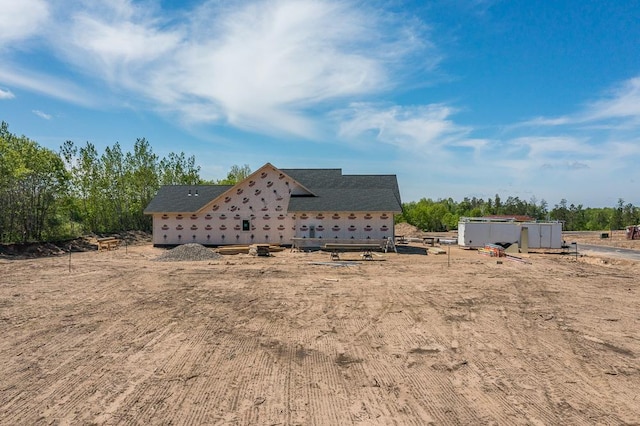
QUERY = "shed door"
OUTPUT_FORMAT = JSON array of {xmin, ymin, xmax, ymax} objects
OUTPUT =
[{"xmin": 539, "ymin": 224, "xmax": 552, "ymax": 248}]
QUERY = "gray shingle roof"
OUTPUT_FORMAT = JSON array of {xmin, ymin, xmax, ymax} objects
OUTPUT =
[
  {"xmin": 143, "ymin": 185, "xmax": 232, "ymax": 213},
  {"xmin": 144, "ymin": 166, "xmax": 402, "ymax": 214},
  {"xmin": 288, "ymin": 187, "xmax": 401, "ymax": 212},
  {"xmin": 282, "ymin": 168, "xmax": 402, "ymax": 212},
  {"xmin": 280, "ymin": 168, "xmax": 343, "ymax": 189}
]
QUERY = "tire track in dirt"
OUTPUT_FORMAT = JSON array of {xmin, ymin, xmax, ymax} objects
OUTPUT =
[
  {"xmin": 463, "ymin": 268, "xmax": 636, "ymax": 425},
  {"xmin": 100, "ymin": 268, "xmax": 261, "ymax": 424},
  {"xmin": 325, "ymin": 277, "xmax": 489, "ymax": 424},
  {"xmin": 1, "ymin": 255, "xmax": 218, "ymax": 424},
  {"xmin": 0, "ymin": 264, "xmax": 155, "ymax": 423},
  {"xmin": 517, "ymin": 271, "xmax": 639, "ymax": 424},
  {"xmin": 384, "ymin": 264, "xmax": 564, "ymax": 424},
  {"xmin": 303, "ymin": 337, "xmax": 356, "ymax": 425},
  {"xmin": 183, "ymin": 334, "xmax": 253, "ymax": 424},
  {"xmin": 2, "ymin": 247, "xmax": 638, "ymax": 424},
  {"xmin": 53, "ymin": 316, "xmax": 181, "ymax": 422},
  {"xmin": 122, "ymin": 327, "xmax": 210, "ymax": 420},
  {"xmin": 461, "ymin": 277, "xmax": 577, "ymax": 424}
]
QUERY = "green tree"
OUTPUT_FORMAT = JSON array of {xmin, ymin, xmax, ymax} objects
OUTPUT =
[
  {"xmin": 216, "ymin": 164, "xmax": 252, "ymax": 185},
  {"xmin": 622, "ymin": 203, "xmax": 639, "ymax": 227},
  {"xmin": 159, "ymin": 152, "xmax": 201, "ymax": 185},
  {"xmin": 0, "ymin": 122, "xmax": 69, "ymax": 242},
  {"xmin": 609, "ymin": 199, "xmax": 624, "ymax": 230},
  {"xmin": 585, "ymin": 208, "xmax": 610, "ymax": 230},
  {"xmin": 125, "ymin": 138, "xmax": 159, "ymax": 231}
]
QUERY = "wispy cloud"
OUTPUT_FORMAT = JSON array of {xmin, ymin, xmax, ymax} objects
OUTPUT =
[
  {"xmin": 485, "ymin": 75, "xmax": 640, "ymax": 189},
  {"xmin": 336, "ymin": 103, "xmax": 467, "ymax": 149},
  {"xmin": 32, "ymin": 110, "xmax": 52, "ymax": 120},
  {"xmin": 513, "ymin": 76, "xmax": 640, "ymax": 130},
  {"xmin": 17, "ymin": 0, "xmax": 435, "ymax": 137},
  {"xmin": 583, "ymin": 76, "xmax": 640, "ymax": 121},
  {"xmin": 0, "ymin": 66, "xmax": 96, "ymax": 106},
  {"xmin": 515, "ymin": 116, "xmax": 571, "ymax": 128},
  {"xmin": 510, "ymin": 136, "xmax": 593, "ymax": 159},
  {"xmin": 0, "ymin": 88, "xmax": 14, "ymax": 99}
]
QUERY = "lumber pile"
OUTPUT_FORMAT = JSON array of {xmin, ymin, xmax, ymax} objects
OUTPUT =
[
  {"xmin": 97, "ymin": 237, "xmax": 119, "ymax": 251},
  {"xmin": 215, "ymin": 244, "xmax": 285, "ymax": 255}
]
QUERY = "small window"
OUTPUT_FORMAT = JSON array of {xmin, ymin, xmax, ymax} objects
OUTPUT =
[{"xmin": 242, "ymin": 220, "xmax": 251, "ymax": 231}]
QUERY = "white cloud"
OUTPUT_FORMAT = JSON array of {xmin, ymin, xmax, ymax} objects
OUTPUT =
[
  {"xmin": 511, "ymin": 136, "xmax": 593, "ymax": 159},
  {"xmin": 32, "ymin": 109, "xmax": 52, "ymax": 120},
  {"xmin": 489, "ymin": 76, "xmax": 640, "ymax": 192},
  {"xmin": 336, "ymin": 103, "xmax": 467, "ymax": 149},
  {"xmin": 0, "ymin": 88, "xmax": 14, "ymax": 99},
  {"xmin": 36, "ymin": 0, "xmax": 435, "ymax": 137},
  {"xmin": 63, "ymin": 12, "xmax": 183, "ymax": 83},
  {"xmin": 584, "ymin": 76, "xmax": 640, "ymax": 121},
  {"xmin": 515, "ymin": 116, "xmax": 571, "ymax": 128},
  {"xmin": 0, "ymin": 0, "xmax": 49, "ymax": 45}
]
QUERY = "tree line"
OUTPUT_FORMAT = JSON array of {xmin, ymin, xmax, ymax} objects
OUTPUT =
[
  {"xmin": 397, "ymin": 195, "xmax": 640, "ymax": 232},
  {"xmin": 0, "ymin": 122, "xmax": 253, "ymax": 243},
  {"xmin": 1, "ymin": 121, "xmax": 638, "ymax": 243}
]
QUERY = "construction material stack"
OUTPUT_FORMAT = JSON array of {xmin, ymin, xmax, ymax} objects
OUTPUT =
[{"xmin": 478, "ymin": 243, "xmax": 505, "ymax": 257}]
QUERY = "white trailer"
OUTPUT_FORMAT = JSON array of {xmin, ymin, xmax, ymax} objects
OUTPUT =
[{"xmin": 458, "ymin": 218, "xmax": 563, "ymax": 249}]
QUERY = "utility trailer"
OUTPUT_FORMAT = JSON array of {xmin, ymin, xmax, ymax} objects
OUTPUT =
[{"xmin": 457, "ymin": 218, "xmax": 563, "ymax": 249}]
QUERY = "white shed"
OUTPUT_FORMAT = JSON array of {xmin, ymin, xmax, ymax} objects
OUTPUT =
[{"xmin": 458, "ymin": 218, "xmax": 563, "ymax": 249}]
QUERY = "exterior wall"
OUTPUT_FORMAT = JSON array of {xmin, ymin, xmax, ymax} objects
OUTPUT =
[
  {"xmin": 292, "ymin": 211, "xmax": 395, "ymax": 241},
  {"xmin": 153, "ymin": 167, "xmax": 297, "ymax": 246}
]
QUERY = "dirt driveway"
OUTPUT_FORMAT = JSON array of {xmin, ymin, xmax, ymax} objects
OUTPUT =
[{"xmin": 0, "ymin": 241, "xmax": 638, "ymax": 425}]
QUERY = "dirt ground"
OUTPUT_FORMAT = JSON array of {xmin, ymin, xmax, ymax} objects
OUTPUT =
[{"xmin": 1, "ymin": 232, "xmax": 638, "ymax": 425}]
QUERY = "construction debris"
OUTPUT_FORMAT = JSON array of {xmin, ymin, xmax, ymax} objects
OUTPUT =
[
  {"xmin": 478, "ymin": 243, "xmax": 531, "ymax": 264},
  {"xmin": 505, "ymin": 254, "xmax": 531, "ymax": 264},
  {"xmin": 308, "ymin": 261, "xmax": 357, "ymax": 267},
  {"xmin": 216, "ymin": 245, "xmax": 285, "ymax": 255},
  {"xmin": 249, "ymin": 244, "xmax": 271, "ymax": 257},
  {"xmin": 626, "ymin": 225, "xmax": 640, "ymax": 240},
  {"xmin": 478, "ymin": 243, "xmax": 505, "ymax": 257},
  {"xmin": 428, "ymin": 247, "xmax": 446, "ymax": 255}
]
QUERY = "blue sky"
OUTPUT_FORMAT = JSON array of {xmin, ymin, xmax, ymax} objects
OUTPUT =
[{"xmin": 1, "ymin": 0, "xmax": 639, "ymax": 207}]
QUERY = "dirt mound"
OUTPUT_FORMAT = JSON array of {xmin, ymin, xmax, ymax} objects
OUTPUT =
[
  {"xmin": 154, "ymin": 243, "xmax": 223, "ymax": 262},
  {"xmin": 0, "ymin": 232, "xmax": 152, "ymax": 259},
  {"xmin": 395, "ymin": 222, "xmax": 424, "ymax": 237},
  {"xmin": 0, "ymin": 238, "xmax": 96, "ymax": 259}
]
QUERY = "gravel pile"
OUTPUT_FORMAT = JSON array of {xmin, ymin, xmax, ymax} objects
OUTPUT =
[{"xmin": 154, "ymin": 243, "xmax": 222, "ymax": 262}]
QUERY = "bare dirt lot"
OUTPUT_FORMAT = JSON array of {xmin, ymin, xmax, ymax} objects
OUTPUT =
[{"xmin": 1, "ymin": 233, "xmax": 638, "ymax": 425}]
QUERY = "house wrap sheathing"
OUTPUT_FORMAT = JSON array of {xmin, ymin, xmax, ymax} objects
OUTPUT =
[{"xmin": 144, "ymin": 163, "xmax": 402, "ymax": 246}]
